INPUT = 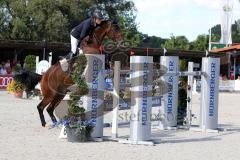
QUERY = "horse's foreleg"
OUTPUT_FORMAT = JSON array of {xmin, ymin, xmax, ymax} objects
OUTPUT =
[
  {"xmin": 37, "ymin": 97, "xmax": 51, "ymax": 127},
  {"xmin": 46, "ymin": 107, "xmax": 57, "ymax": 123},
  {"xmin": 47, "ymin": 95, "xmax": 65, "ymax": 124}
]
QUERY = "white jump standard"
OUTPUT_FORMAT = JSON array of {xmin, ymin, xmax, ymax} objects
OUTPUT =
[
  {"xmin": 119, "ymin": 56, "xmax": 154, "ymax": 145},
  {"xmin": 154, "ymin": 56, "xmax": 221, "ymax": 132},
  {"xmin": 190, "ymin": 57, "xmax": 220, "ymax": 132},
  {"xmin": 82, "ymin": 54, "xmax": 105, "ymax": 140},
  {"xmin": 57, "ymin": 54, "xmax": 222, "ymax": 143},
  {"xmin": 159, "ymin": 56, "xmax": 179, "ymax": 130}
]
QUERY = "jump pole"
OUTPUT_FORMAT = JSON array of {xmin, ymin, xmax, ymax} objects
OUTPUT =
[
  {"xmin": 186, "ymin": 62, "xmax": 194, "ymax": 128},
  {"xmin": 119, "ymin": 56, "xmax": 154, "ymax": 145},
  {"xmin": 112, "ymin": 61, "xmax": 120, "ymax": 139}
]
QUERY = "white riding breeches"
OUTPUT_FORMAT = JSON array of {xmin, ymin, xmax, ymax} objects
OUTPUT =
[{"xmin": 70, "ymin": 35, "xmax": 79, "ymax": 54}]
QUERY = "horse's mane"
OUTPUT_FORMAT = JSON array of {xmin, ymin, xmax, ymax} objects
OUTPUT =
[{"xmin": 80, "ymin": 21, "xmax": 110, "ymax": 48}]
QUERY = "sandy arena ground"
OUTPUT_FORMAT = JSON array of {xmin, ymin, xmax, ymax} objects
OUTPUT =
[{"xmin": 0, "ymin": 91, "xmax": 240, "ymax": 160}]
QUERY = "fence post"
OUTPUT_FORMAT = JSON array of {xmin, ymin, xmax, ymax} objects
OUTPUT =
[
  {"xmin": 187, "ymin": 62, "xmax": 194, "ymax": 128},
  {"xmin": 112, "ymin": 61, "xmax": 120, "ymax": 139},
  {"xmin": 159, "ymin": 56, "xmax": 179, "ymax": 129},
  {"xmin": 200, "ymin": 57, "xmax": 220, "ymax": 130},
  {"xmin": 82, "ymin": 54, "xmax": 105, "ymax": 139}
]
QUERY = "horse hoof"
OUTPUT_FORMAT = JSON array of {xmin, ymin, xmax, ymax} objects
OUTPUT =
[{"xmin": 44, "ymin": 123, "xmax": 51, "ymax": 129}]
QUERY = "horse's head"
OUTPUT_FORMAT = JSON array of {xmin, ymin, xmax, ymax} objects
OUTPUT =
[
  {"xmin": 81, "ymin": 20, "xmax": 123, "ymax": 54},
  {"xmin": 91, "ymin": 20, "xmax": 123, "ymax": 43},
  {"xmin": 104, "ymin": 20, "xmax": 123, "ymax": 42}
]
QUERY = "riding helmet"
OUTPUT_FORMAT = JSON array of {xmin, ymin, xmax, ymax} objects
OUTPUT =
[{"xmin": 92, "ymin": 9, "xmax": 109, "ymax": 21}]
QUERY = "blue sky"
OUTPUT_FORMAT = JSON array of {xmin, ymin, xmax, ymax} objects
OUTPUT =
[{"xmin": 132, "ymin": 0, "xmax": 240, "ymax": 41}]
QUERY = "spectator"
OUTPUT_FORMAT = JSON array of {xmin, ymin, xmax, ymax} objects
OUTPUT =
[
  {"xmin": 0, "ymin": 65, "xmax": 7, "ymax": 75},
  {"xmin": 1, "ymin": 62, "xmax": 5, "ymax": 68},
  {"xmin": 12, "ymin": 59, "xmax": 17, "ymax": 67},
  {"xmin": 5, "ymin": 60, "xmax": 10, "ymax": 68},
  {"xmin": 6, "ymin": 67, "xmax": 11, "ymax": 74},
  {"xmin": 0, "ymin": 64, "xmax": 2, "ymax": 74}
]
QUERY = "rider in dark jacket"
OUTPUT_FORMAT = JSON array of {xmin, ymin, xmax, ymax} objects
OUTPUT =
[{"xmin": 66, "ymin": 9, "xmax": 109, "ymax": 59}]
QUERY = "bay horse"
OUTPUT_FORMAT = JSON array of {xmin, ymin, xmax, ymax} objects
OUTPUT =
[{"xmin": 15, "ymin": 20, "xmax": 123, "ymax": 127}]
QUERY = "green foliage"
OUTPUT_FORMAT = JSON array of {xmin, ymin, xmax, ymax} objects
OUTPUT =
[
  {"xmin": 11, "ymin": 63, "xmax": 21, "ymax": 73},
  {"xmin": 141, "ymin": 20, "xmax": 240, "ymax": 51},
  {"xmin": 71, "ymin": 54, "xmax": 88, "ymax": 96},
  {"xmin": 178, "ymin": 87, "xmax": 187, "ymax": 110},
  {"xmin": 140, "ymin": 34, "xmax": 167, "ymax": 48},
  {"xmin": 162, "ymin": 34, "xmax": 190, "ymax": 50},
  {"xmin": 24, "ymin": 55, "xmax": 36, "ymax": 72},
  {"xmin": 209, "ymin": 22, "xmax": 240, "ymax": 44},
  {"xmin": 232, "ymin": 20, "xmax": 240, "ymax": 43},
  {"xmin": 7, "ymin": 80, "xmax": 25, "ymax": 93},
  {"xmin": 177, "ymin": 84, "xmax": 187, "ymax": 125},
  {"xmin": 2, "ymin": 0, "xmax": 240, "ymax": 50},
  {"xmin": 179, "ymin": 59, "xmax": 187, "ymax": 71},
  {"xmin": 68, "ymin": 54, "xmax": 88, "ymax": 114},
  {"xmin": 64, "ymin": 54, "xmax": 92, "ymax": 141},
  {"xmin": 179, "ymin": 59, "xmax": 187, "ymax": 97},
  {"xmin": 189, "ymin": 34, "xmax": 208, "ymax": 51},
  {"xmin": 210, "ymin": 24, "xmax": 221, "ymax": 42},
  {"xmin": 0, "ymin": 0, "xmax": 138, "ymax": 43},
  {"xmin": 103, "ymin": 0, "xmax": 140, "ymax": 45}
]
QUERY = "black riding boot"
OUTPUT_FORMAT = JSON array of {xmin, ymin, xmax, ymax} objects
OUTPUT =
[
  {"xmin": 59, "ymin": 51, "xmax": 74, "ymax": 60},
  {"xmin": 66, "ymin": 51, "xmax": 73, "ymax": 60}
]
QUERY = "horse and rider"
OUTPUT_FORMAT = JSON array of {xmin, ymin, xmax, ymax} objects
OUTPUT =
[
  {"xmin": 14, "ymin": 9, "xmax": 123, "ymax": 127},
  {"xmin": 66, "ymin": 9, "xmax": 110, "ymax": 60}
]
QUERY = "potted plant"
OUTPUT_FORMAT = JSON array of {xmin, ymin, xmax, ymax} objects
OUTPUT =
[
  {"xmin": 11, "ymin": 64, "xmax": 21, "ymax": 74},
  {"xmin": 63, "ymin": 94, "xmax": 94, "ymax": 142},
  {"xmin": 62, "ymin": 54, "xmax": 93, "ymax": 142},
  {"xmin": 6, "ymin": 80, "xmax": 25, "ymax": 98},
  {"xmin": 24, "ymin": 55, "xmax": 36, "ymax": 72}
]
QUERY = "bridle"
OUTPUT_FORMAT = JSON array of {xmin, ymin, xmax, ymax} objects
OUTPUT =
[
  {"xmin": 93, "ymin": 32, "xmax": 101, "ymax": 46},
  {"xmin": 92, "ymin": 21, "xmax": 121, "ymax": 46}
]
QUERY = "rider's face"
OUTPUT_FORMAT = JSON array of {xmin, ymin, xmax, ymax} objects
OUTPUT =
[{"xmin": 95, "ymin": 18, "xmax": 102, "ymax": 25}]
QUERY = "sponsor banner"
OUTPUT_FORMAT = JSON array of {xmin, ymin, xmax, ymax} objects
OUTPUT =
[{"xmin": 0, "ymin": 75, "xmax": 13, "ymax": 90}]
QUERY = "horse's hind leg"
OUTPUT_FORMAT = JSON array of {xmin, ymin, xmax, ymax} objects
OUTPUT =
[
  {"xmin": 47, "ymin": 95, "xmax": 65, "ymax": 124},
  {"xmin": 37, "ymin": 97, "xmax": 52, "ymax": 127}
]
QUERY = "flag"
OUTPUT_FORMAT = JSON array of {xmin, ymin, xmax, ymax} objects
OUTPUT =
[
  {"xmin": 220, "ymin": 0, "xmax": 233, "ymax": 44},
  {"xmin": 163, "ymin": 48, "xmax": 167, "ymax": 55}
]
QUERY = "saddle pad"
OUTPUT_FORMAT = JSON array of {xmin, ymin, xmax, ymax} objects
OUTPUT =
[{"xmin": 59, "ymin": 58, "xmax": 69, "ymax": 72}]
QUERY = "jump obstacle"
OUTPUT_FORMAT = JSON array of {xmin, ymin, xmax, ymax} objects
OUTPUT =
[{"xmin": 58, "ymin": 54, "xmax": 221, "ymax": 145}]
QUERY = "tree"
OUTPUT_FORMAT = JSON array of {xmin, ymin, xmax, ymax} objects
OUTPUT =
[
  {"xmin": 210, "ymin": 24, "xmax": 221, "ymax": 42},
  {"xmin": 94, "ymin": 0, "xmax": 140, "ymax": 46},
  {"xmin": 0, "ymin": 0, "xmax": 139, "ymax": 44},
  {"xmin": 139, "ymin": 33, "xmax": 167, "ymax": 48},
  {"xmin": 161, "ymin": 34, "xmax": 190, "ymax": 50},
  {"xmin": 210, "ymin": 22, "xmax": 240, "ymax": 44},
  {"xmin": 231, "ymin": 20, "xmax": 240, "ymax": 43},
  {"xmin": 190, "ymin": 34, "xmax": 208, "ymax": 51}
]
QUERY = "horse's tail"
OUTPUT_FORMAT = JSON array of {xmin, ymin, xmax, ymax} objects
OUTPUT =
[{"xmin": 14, "ymin": 71, "xmax": 42, "ymax": 92}]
